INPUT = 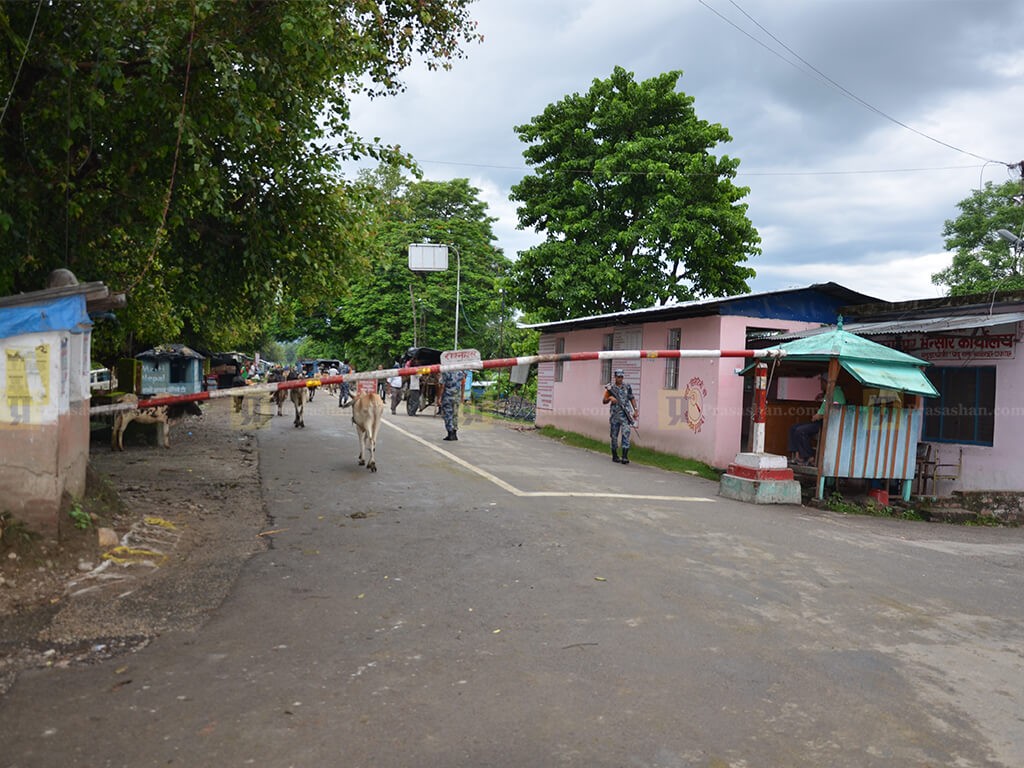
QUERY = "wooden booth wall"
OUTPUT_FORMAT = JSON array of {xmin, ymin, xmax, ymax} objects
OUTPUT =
[{"xmin": 820, "ymin": 405, "xmax": 922, "ymax": 481}]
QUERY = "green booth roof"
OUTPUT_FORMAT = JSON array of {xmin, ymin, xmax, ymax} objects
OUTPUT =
[{"xmin": 746, "ymin": 320, "xmax": 939, "ymax": 397}]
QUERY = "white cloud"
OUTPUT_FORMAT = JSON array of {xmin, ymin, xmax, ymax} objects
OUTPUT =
[
  {"xmin": 755, "ymin": 250, "xmax": 953, "ymax": 302},
  {"xmin": 343, "ymin": 0, "xmax": 1024, "ymax": 304}
]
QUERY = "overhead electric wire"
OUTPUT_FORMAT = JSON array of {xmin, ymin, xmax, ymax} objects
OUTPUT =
[
  {"xmin": 0, "ymin": 0, "xmax": 44, "ymax": 129},
  {"xmin": 414, "ymin": 157, "xmax": 985, "ymax": 179},
  {"xmin": 699, "ymin": 0, "xmax": 1013, "ymax": 168}
]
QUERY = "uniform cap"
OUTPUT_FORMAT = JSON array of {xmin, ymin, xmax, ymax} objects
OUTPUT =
[{"xmin": 613, "ymin": 369, "xmax": 625, "ymax": 377}]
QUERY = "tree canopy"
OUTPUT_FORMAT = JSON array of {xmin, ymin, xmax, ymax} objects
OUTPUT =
[
  {"xmin": 0, "ymin": 0, "xmax": 481, "ymax": 359},
  {"xmin": 291, "ymin": 171, "xmax": 512, "ymax": 371},
  {"xmin": 932, "ymin": 180, "xmax": 1024, "ymax": 296},
  {"xmin": 508, "ymin": 66, "xmax": 759, "ymax": 322}
]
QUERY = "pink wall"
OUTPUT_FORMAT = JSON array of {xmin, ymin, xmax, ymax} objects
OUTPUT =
[
  {"xmin": 535, "ymin": 316, "xmax": 1024, "ymax": 494},
  {"xmin": 536, "ymin": 316, "xmax": 820, "ymax": 468},
  {"xmin": 928, "ymin": 346, "xmax": 1024, "ymax": 495}
]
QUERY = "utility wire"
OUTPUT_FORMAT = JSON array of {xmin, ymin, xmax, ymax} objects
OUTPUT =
[
  {"xmin": 0, "ymin": 0, "xmax": 44, "ymax": 129},
  {"xmin": 700, "ymin": 0, "xmax": 1012, "ymax": 168},
  {"xmin": 415, "ymin": 157, "xmax": 985, "ymax": 178}
]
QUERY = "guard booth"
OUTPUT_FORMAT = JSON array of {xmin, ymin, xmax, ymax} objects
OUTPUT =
[
  {"xmin": 749, "ymin": 320, "xmax": 939, "ymax": 502},
  {"xmin": 135, "ymin": 344, "xmax": 205, "ymax": 396}
]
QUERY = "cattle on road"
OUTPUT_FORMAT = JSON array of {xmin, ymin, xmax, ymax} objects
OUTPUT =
[
  {"xmin": 111, "ymin": 393, "xmax": 203, "ymax": 450},
  {"xmin": 343, "ymin": 391, "xmax": 384, "ymax": 471},
  {"xmin": 287, "ymin": 370, "xmax": 308, "ymax": 428}
]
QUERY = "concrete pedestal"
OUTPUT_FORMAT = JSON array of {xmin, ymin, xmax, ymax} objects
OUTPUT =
[{"xmin": 719, "ymin": 452, "xmax": 803, "ymax": 505}]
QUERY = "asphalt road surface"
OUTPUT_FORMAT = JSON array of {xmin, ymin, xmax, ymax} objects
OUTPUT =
[{"xmin": 3, "ymin": 395, "xmax": 1024, "ymax": 767}]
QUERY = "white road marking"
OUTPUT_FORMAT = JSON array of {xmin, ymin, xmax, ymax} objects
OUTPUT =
[{"xmin": 381, "ymin": 418, "xmax": 716, "ymax": 503}]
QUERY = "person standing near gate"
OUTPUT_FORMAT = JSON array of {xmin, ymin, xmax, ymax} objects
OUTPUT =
[
  {"xmin": 387, "ymin": 372, "xmax": 403, "ymax": 415},
  {"xmin": 337, "ymin": 359, "xmax": 352, "ymax": 407},
  {"xmin": 603, "ymin": 368, "xmax": 638, "ymax": 464},
  {"xmin": 406, "ymin": 372, "xmax": 421, "ymax": 416},
  {"xmin": 438, "ymin": 368, "xmax": 466, "ymax": 441}
]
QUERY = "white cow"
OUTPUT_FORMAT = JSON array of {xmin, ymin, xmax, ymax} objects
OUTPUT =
[
  {"xmin": 111, "ymin": 393, "xmax": 202, "ymax": 450},
  {"xmin": 343, "ymin": 391, "xmax": 384, "ymax": 472}
]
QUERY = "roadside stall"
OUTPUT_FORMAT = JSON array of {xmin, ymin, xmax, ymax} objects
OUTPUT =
[
  {"xmin": 135, "ymin": 344, "xmax": 205, "ymax": 397},
  {"xmin": 750, "ymin": 319, "xmax": 939, "ymax": 502}
]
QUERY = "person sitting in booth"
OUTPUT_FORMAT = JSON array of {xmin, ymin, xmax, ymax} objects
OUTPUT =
[{"xmin": 789, "ymin": 372, "xmax": 845, "ymax": 466}]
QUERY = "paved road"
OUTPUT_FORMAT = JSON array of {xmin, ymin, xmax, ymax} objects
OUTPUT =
[{"xmin": 4, "ymin": 396, "xmax": 1024, "ymax": 767}]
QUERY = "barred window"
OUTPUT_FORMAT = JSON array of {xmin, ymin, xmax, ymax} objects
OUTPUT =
[
  {"xmin": 923, "ymin": 366, "xmax": 995, "ymax": 445},
  {"xmin": 600, "ymin": 333, "xmax": 614, "ymax": 384},
  {"xmin": 554, "ymin": 337, "xmax": 565, "ymax": 382},
  {"xmin": 664, "ymin": 328, "xmax": 681, "ymax": 389},
  {"xmin": 169, "ymin": 359, "xmax": 189, "ymax": 384}
]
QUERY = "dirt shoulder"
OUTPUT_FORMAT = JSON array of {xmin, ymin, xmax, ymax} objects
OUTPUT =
[{"xmin": 0, "ymin": 398, "xmax": 268, "ymax": 696}]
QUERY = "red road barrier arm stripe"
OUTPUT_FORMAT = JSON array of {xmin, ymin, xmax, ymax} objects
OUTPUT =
[{"xmin": 90, "ymin": 348, "xmax": 785, "ymax": 415}]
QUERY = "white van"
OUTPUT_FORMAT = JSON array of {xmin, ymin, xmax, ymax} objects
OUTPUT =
[{"xmin": 90, "ymin": 368, "xmax": 115, "ymax": 391}]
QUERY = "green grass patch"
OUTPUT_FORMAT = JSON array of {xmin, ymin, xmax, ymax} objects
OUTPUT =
[
  {"xmin": 537, "ymin": 425, "xmax": 722, "ymax": 481},
  {"xmin": 825, "ymin": 492, "xmax": 925, "ymax": 521}
]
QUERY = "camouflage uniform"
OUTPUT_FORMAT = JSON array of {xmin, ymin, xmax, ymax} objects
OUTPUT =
[
  {"xmin": 607, "ymin": 381, "xmax": 634, "ymax": 453},
  {"xmin": 440, "ymin": 370, "xmax": 465, "ymax": 438}
]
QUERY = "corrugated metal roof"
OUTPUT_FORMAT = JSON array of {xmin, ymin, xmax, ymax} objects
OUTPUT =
[
  {"xmin": 519, "ymin": 282, "xmax": 881, "ymax": 332},
  {"xmin": 755, "ymin": 312, "xmax": 1024, "ymax": 341},
  {"xmin": 137, "ymin": 343, "xmax": 204, "ymax": 360}
]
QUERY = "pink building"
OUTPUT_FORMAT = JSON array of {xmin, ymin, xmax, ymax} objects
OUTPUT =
[
  {"xmin": 801, "ymin": 289, "xmax": 1024, "ymax": 500},
  {"xmin": 526, "ymin": 283, "xmax": 1024, "ymax": 506},
  {"xmin": 523, "ymin": 283, "xmax": 878, "ymax": 470}
]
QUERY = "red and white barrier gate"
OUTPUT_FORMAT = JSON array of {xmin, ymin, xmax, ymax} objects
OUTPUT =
[{"xmin": 90, "ymin": 348, "xmax": 785, "ymax": 416}]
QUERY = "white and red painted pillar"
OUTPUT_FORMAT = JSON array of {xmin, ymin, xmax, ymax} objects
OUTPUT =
[{"xmin": 752, "ymin": 361, "xmax": 767, "ymax": 455}]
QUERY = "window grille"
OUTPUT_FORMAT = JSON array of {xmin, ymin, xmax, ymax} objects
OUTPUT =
[
  {"xmin": 664, "ymin": 328, "xmax": 681, "ymax": 389},
  {"xmin": 923, "ymin": 366, "xmax": 995, "ymax": 445}
]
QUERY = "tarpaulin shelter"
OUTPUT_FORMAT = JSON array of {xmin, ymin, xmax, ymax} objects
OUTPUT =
[
  {"xmin": 0, "ymin": 271, "xmax": 123, "ymax": 533},
  {"xmin": 746, "ymin": 319, "xmax": 938, "ymax": 501}
]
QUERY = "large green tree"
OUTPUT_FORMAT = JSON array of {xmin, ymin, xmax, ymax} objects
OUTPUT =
[
  {"xmin": 932, "ymin": 180, "xmax": 1024, "ymax": 295},
  {"xmin": 0, "ymin": 0, "xmax": 481, "ymax": 357},
  {"xmin": 297, "ymin": 171, "xmax": 511, "ymax": 370},
  {"xmin": 508, "ymin": 66, "xmax": 759, "ymax": 322}
]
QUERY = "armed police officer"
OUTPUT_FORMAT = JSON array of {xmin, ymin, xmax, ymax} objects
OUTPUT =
[
  {"xmin": 603, "ymin": 368, "xmax": 638, "ymax": 464},
  {"xmin": 438, "ymin": 368, "xmax": 466, "ymax": 441}
]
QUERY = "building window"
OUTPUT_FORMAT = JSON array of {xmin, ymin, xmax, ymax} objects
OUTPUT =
[
  {"xmin": 600, "ymin": 333, "xmax": 614, "ymax": 384},
  {"xmin": 664, "ymin": 328, "xmax": 681, "ymax": 389},
  {"xmin": 169, "ymin": 359, "xmax": 190, "ymax": 384},
  {"xmin": 554, "ymin": 337, "xmax": 565, "ymax": 382},
  {"xmin": 923, "ymin": 366, "xmax": 995, "ymax": 446}
]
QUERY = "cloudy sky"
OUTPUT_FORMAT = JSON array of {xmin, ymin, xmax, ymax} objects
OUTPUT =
[{"xmin": 343, "ymin": 0, "xmax": 1024, "ymax": 303}]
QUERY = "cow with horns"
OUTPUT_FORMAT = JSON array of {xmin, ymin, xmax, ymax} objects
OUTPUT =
[{"xmin": 341, "ymin": 391, "xmax": 384, "ymax": 471}]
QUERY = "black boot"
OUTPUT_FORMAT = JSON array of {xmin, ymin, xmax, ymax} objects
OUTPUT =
[
  {"xmin": 621, "ymin": 448, "xmax": 630, "ymax": 465},
  {"xmin": 611, "ymin": 447, "xmax": 621, "ymax": 463},
  {"xmin": 443, "ymin": 431, "xmax": 455, "ymax": 441},
  {"xmin": 451, "ymin": 430, "xmax": 458, "ymax": 441}
]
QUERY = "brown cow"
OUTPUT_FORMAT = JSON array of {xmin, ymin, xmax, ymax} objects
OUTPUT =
[
  {"xmin": 287, "ymin": 369, "xmax": 307, "ymax": 428},
  {"xmin": 265, "ymin": 369, "xmax": 288, "ymax": 416},
  {"xmin": 111, "ymin": 393, "xmax": 202, "ymax": 450},
  {"xmin": 343, "ymin": 391, "xmax": 384, "ymax": 471}
]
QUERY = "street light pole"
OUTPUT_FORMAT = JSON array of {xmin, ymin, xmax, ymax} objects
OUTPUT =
[
  {"xmin": 452, "ymin": 245, "xmax": 461, "ymax": 351},
  {"xmin": 997, "ymin": 229, "xmax": 1023, "ymax": 276}
]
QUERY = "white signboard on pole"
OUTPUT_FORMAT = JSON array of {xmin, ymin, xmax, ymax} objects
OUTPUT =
[
  {"xmin": 408, "ymin": 243, "xmax": 449, "ymax": 271},
  {"xmin": 441, "ymin": 348, "xmax": 483, "ymax": 370}
]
